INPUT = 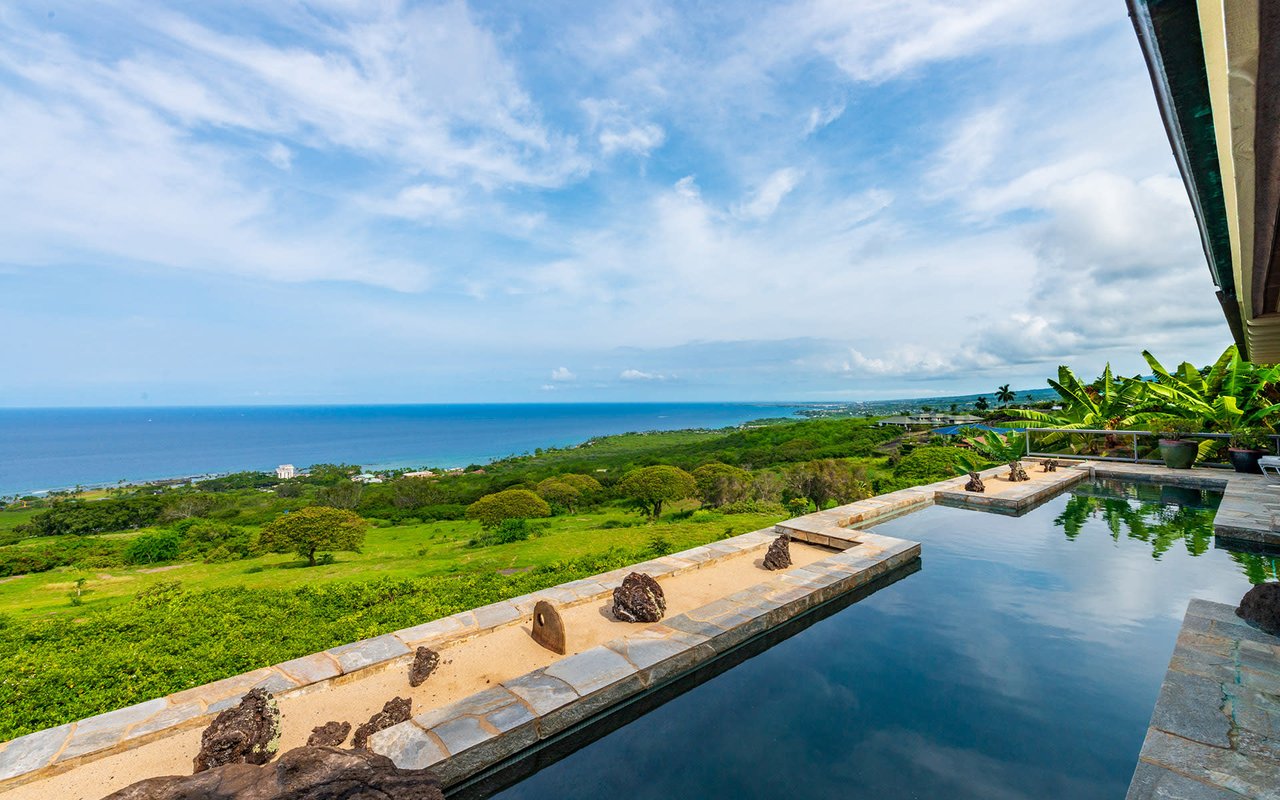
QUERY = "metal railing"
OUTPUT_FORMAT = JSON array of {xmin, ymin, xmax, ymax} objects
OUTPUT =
[{"xmin": 1023, "ymin": 427, "xmax": 1280, "ymax": 466}]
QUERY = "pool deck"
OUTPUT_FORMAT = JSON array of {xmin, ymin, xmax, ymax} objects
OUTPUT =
[{"xmin": 1127, "ymin": 600, "xmax": 1280, "ymax": 800}]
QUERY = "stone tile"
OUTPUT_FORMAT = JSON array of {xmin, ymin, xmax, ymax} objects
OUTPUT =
[
  {"xmin": 57, "ymin": 698, "xmax": 168, "ymax": 762},
  {"xmin": 0, "ymin": 724, "xmax": 72, "ymax": 782},
  {"xmin": 536, "ymin": 673, "xmax": 646, "ymax": 739},
  {"xmin": 663, "ymin": 614, "xmax": 728, "ymax": 640},
  {"xmin": 394, "ymin": 615, "xmax": 471, "ymax": 646},
  {"xmin": 473, "ymin": 601, "xmax": 522, "ymax": 630},
  {"xmin": 432, "ymin": 725, "xmax": 539, "ymax": 786},
  {"xmin": 1139, "ymin": 729, "xmax": 1280, "ymax": 799},
  {"xmin": 328, "ymin": 634, "xmax": 410, "ymax": 673},
  {"xmin": 503, "ymin": 670, "xmax": 579, "ymax": 717},
  {"xmin": 412, "ymin": 686, "xmax": 519, "ymax": 731},
  {"xmin": 168, "ymin": 668, "xmax": 274, "ymax": 708},
  {"xmin": 431, "ymin": 715, "xmax": 492, "ymax": 755},
  {"xmin": 1149, "ymin": 671, "xmax": 1231, "ymax": 748},
  {"xmin": 276, "ymin": 652, "xmax": 342, "ymax": 685},
  {"xmin": 125, "ymin": 702, "xmax": 205, "ymax": 740},
  {"xmin": 485, "ymin": 701, "xmax": 535, "ymax": 733},
  {"xmin": 253, "ymin": 669, "xmax": 300, "ymax": 695},
  {"xmin": 543, "ymin": 646, "xmax": 637, "ymax": 696},
  {"xmin": 368, "ymin": 722, "xmax": 446, "ymax": 769},
  {"xmin": 606, "ymin": 631, "xmax": 696, "ymax": 671}
]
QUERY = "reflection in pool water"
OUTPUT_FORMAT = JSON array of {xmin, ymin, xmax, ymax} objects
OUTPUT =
[{"xmin": 487, "ymin": 480, "xmax": 1270, "ymax": 800}]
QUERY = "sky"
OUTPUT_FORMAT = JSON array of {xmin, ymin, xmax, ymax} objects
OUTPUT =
[{"xmin": 0, "ymin": 0, "xmax": 1232, "ymax": 406}]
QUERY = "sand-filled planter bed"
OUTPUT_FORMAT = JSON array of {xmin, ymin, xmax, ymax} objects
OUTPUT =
[{"xmin": 2, "ymin": 533, "xmax": 841, "ymax": 799}]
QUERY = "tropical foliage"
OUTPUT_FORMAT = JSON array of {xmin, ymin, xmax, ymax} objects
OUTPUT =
[{"xmin": 1006, "ymin": 345, "xmax": 1280, "ymax": 462}]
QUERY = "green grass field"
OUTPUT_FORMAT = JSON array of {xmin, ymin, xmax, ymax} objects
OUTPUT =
[{"xmin": 0, "ymin": 504, "xmax": 785, "ymax": 620}]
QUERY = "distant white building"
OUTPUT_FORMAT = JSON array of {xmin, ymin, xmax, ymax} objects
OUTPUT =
[
  {"xmin": 276, "ymin": 464, "xmax": 297, "ymax": 480},
  {"xmin": 403, "ymin": 470, "xmax": 436, "ymax": 478},
  {"xmin": 352, "ymin": 473, "xmax": 383, "ymax": 484}
]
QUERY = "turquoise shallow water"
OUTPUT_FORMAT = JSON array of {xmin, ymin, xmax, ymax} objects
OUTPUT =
[
  {"xmin": 490, "ymin": 480, "xmax": 1272, "ymax": 800},
  {"xmin": 0, "ymin": 403, "xmax": 807, "ymax": 496}
]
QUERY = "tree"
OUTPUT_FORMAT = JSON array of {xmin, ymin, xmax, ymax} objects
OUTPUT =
[
  {"xmin": 536, "ymin": 478, "xmax": 579, "ymax": 511},
  {"xmin": 750, "ymin": 471, "xmax": 784, "ymax": 502},
  {"xmin": 690, "ymin": 463, "xmax": 751, "ymax": 507},
  {"xmin": 786, "ymin": 460, "xmax": 869, "ymax": 510},
  {"xmin": 318, "ymin": 479, "xmax": 363, "ymax": 510},
  {"xmin": 391, "ymin": 477, "xmax": 443, "ymax": 509},
  {"xmin": 259, "ymin": 506, "xmax": 367, "ymax": 566},
  {"xmin": 617, "ymin": 466, "xmax": 697, "ymax": 519},
  {"xmin": 466, "ymin": 489, "xmax": 551, "ymax": 529},
  {"xmin": 974, "ymin": 396, "xmax": 990, "ymax": 411},
  {"xmin": 995, "ymin": 384, "xmax": 1016, "ymax": 404},
  {"xmin": 535, "ymin": 474, "xmax": 602, "ymax": 512}
]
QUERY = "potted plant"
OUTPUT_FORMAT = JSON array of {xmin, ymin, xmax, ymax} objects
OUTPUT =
[
  {"xmin": 1228, "ymin": 428, "xmax": 1271, "ymax": 474},
  {"xmin": 1151, "ymin": 421, "xmax": 1199, "ymax": 469}
]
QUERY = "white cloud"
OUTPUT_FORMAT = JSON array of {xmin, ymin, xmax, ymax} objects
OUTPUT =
[
  {"xmin": 550, "ymin": 366, "xmax": 576, "ymax": 381},
  {"xmin": 804, "ymin": 102, "xmax": 846, "ymax": 136},
  {"xmin": 265, "ymin": 142, "xmax": 293, "ymax": 170},
  {"xmin": 620, "ymin": 369, "xmax": 666, "ymax": 381},
  {"xmin": 583, "ymin": 98, "xmax": 666, "ymax": 157},
  {"xmin": 673, "ymin": 175, "xmax": 700, "ymax": 199},
  {"xmin": 733, "ymin": 168, "xmax": 804, "ymax": 221}
]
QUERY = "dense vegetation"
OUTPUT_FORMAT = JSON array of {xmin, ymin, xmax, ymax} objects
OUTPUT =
[
  {"xmin": 1008, "ymin": 344, "xmax": 1280, "ymax": 462},
  {"xmin": 0, "ymin": 547, "xmax": 661, "ymax": 739},
  {"xmin": 0, "ymin": 411, "xmax": 1016, "ymax": 740}
]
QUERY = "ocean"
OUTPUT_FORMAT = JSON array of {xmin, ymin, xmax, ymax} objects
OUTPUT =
[{"xmin": 0, "ymin": 403, "xmax": 811, "ymax": 497}]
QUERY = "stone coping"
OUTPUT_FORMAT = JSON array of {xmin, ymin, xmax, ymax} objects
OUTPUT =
[
  {"xmin": 1126, "ymin": 599, "xmax": 1280, "ymax": 799},
  {"xmin": 0, "ymin": 527, "xmax": 785, "ymax": 789},
  {"xmin": 934, "ymin": 461, "xmax": 1089, "ymax": 514},
  {"xmin": 366, "ymin": 533, "xmax": 921, "ymax": 786}
]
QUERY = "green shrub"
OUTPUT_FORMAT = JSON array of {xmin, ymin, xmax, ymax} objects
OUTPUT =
[
  {"xmin": 718, "ymin": 499, "xmax": 788, "ymax": 516},
  {"xmin": 123, "ymin": 531, "xmax": 182, "ymax": 565},
  {"xmin": 465, "ymin": 490, "xmax": 551, "ymax": 529},
  {"xmin": 891, "ymin": 446, "xmax": 971, "ymax": 483},
  {"xmin": 468, "ymin": 518, "xmax": 537, "ymax": 548}
]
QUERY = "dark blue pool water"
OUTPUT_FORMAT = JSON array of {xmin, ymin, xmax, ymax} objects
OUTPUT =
[{"xmin": 487, "ymin": 480, "xmax": 1275, "ymax": 800}]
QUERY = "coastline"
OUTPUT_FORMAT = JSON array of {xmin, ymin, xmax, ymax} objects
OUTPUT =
[{"xmin": 0, "ymin": 403, "xmax": 810, "ymax": 499}]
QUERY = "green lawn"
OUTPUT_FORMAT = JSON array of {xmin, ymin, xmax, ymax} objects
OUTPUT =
[{"xmin": 0, "ymin": 505, "xmax": 785, "ymax": 620}]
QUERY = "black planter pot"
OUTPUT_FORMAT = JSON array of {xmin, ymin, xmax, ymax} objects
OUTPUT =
[
  {"xmin": 1158, "ymin": 439, "xmax": 1198, "ymax": 469},
  {"xmin": 1228, "ymin": 448, "xmax": 1265, "ymax": 474}
]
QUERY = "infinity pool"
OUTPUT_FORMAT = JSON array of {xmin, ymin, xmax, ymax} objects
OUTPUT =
[{"xmin": 483, "ymin": 480, "xmax": 1275, "ymax": 800}]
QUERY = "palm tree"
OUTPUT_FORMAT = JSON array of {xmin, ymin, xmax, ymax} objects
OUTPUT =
[
  {"xmin": 974, "ymin": 396, "xmax": 990, "ymax": 411},
  {"xmin": 995, "ymin": 384, "xmax": 1016, "ymax": 404}
]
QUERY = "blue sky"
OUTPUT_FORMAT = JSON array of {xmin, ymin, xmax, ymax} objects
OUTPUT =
[{"xmin": 0, "ymin": 1, "xmax": 1230, "ymax": 406}]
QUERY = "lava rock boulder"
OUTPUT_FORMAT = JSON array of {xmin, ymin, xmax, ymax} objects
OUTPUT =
[
  {"xmin": 192, "ymin": 688, "xmax": 281, "ymax": 773},
  {"xmin": 612, "ymin": 572, "xmax": 666, "ymax": 623},
  {"xmin": 105, "ymin": 746, "xmax": 444, "ymax": 800},
  {"xmin": 305, "ymin": 721, "xmax": 350, "ymax": 748},
  {"xmin": 1236, "ymin": 582, "xmax": 1280, "ymax": 636},
  {"xmin": 352, "ymin": 696, "xmax": 413, "ymax": 750},
  {"xmin": 762, "ymin": 535, "xmax": 792, "ymax": 570},
  {"xmin": 409, "ymin": 646, "xmax": 440, "ymax": 688}
]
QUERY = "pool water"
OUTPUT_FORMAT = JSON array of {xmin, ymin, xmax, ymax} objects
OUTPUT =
[{"xmin": 486, "ymin": 480, "xmax": 1277, "ymax": 800}]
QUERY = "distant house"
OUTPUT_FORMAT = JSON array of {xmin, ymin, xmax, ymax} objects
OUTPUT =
[
  {"xmin": 877, "ymin": 413, "xmax": 984, "ymax": 429},
  {"xmin": 352, "ymin": 473, "xmax": 383, "ymax": 484},
  {"xmin": 275, "ymin": 464, "xmax": 296, "ymax": 480},
  {"xmin": 403, "ymin": 470, "xmax": 436, "ymax": 478}
]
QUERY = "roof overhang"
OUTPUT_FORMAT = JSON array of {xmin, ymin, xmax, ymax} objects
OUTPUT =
[{"xmin": 1129, "ymin": 0, "xmax": 1280, "ymax": 363}]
